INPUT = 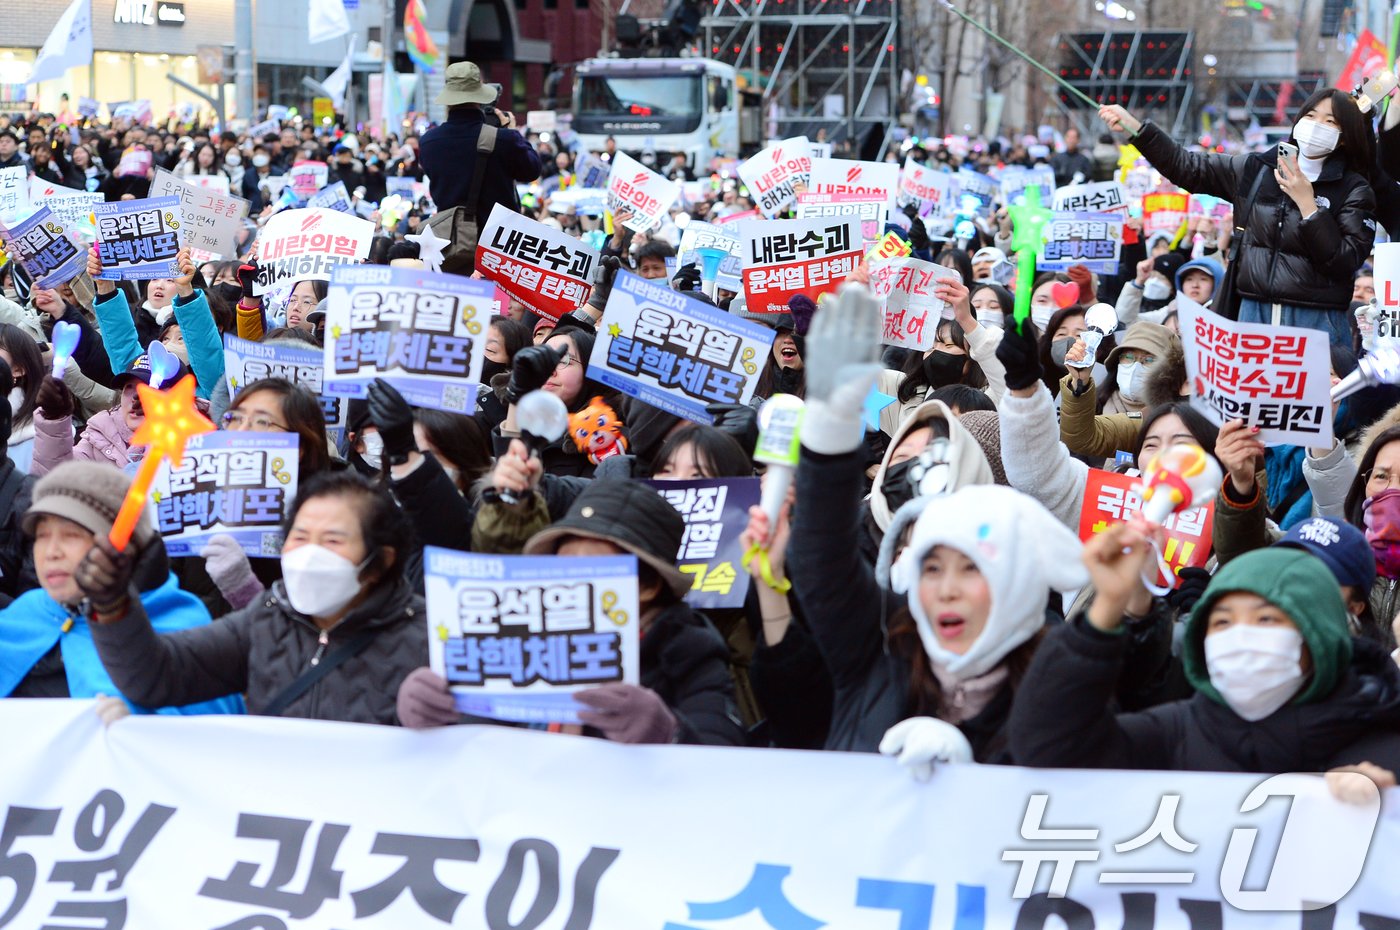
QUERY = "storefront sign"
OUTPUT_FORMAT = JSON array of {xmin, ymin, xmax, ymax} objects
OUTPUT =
[{"xmin": 113, "ymin": 0, "xmax": 185, "ymax": 26}]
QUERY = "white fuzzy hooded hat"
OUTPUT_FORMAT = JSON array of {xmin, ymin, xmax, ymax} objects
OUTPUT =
[{"xmin": 889, "ymin": 484, "xmax": 1089, "ymax": 680}]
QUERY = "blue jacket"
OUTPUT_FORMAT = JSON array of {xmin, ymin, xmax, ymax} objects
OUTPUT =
[
  {"xmin": 0, "ymin": 573, "xmax": 244, "ymax": 715},
  {"xmin": 92, "ymin": 289, "xmax": 224, "ymax": 400}
]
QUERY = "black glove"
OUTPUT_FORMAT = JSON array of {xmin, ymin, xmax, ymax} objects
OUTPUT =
[
  {"xmin": 588, "ymin": 254, "xmax": 622, "ymax": 312},
  {"xmin": 367, "ymin": 378, "xmax": 417, "ymax": 466},
  {"xmin": 236, "ymin": 260, "xmax": 259, "ymax": 301},
  {"xmin": 1166, "ymin": 566, "xmax": 1212, "ymax": 616},
  {"xmin": 505, "ymin": 344, "xmax": 564, "ymax": 405},
  {"xmin": 672, "ymin": 262, "xmax": 702, "ymax": 293},
  {"xmin": 907, "ymin": 216, "xmax": 930, "ymax": 252},
  {"xmin": 705, "ymin": 402, "xmax": 759, "ymax": 457},
  {"xmin": 74, "ymin": 537, "xmax": 137, "ymax": 615},
  {"xmin": 995, "ymin": 315, "xmax": 1043, "ymax": 391},
  {"xmin": 36, "ymin": 375, "xmax": 74, "ymax": 420}
]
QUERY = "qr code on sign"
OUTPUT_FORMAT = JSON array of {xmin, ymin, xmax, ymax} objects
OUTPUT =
[
  {"xmin": 260, "ymin": 533, "xmax": 284, "ymax": 557},
  {"xmin": 440, "ymin": 384, "xmax": 469, "ymax": 412}
]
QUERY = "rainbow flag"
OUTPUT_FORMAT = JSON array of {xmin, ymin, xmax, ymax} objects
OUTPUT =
[{"xmin": 403, "ymin": 0, "xmax": 441, "ymax": 74}]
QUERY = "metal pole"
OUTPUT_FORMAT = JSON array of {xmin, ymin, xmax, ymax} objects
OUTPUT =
[
  {"xmin": 168, "ymin": 74, "xmax": 225, "ymax": 131},
  {"xmin": 383, "ymin": 0, "xmax": 396, "ymax": 138},
  {"xmin": 235, "ymin": 0, "xmax": 254, "ymax": 121}
]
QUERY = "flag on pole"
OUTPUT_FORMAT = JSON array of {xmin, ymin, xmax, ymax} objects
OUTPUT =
[
  {"xmin": 28, "ymin": 0, "xmax": 93, "ymax": 86},
  {"xmin": 321, "ymin": 35, "xmax": 356, "ymax": 110},
  {"xmin": 403, "ymin": 0, "xmax": 442, "ymax": 73},
  {"xmin": 309, "ymin": 0, "xmax": 351, "ymax": 45}
]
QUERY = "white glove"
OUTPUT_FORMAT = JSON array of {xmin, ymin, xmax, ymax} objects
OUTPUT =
[
  {"xmin": 94, "ymin": 693, "xmax": 131, "ymax": 727},
  {"xmin": 802, "ymin": 283, "xmax": 883, "ymax": 455},
  {"xmin": 1356, "ymin": 302, "xmax": 1380, "ymax": 353},
  {"xmin": 878, "ymin": 716, "xmax": 975, "ymax": 781},
  {"xmin": 201, "ymin": 534, "xmax": 264, "ymax": 609}
]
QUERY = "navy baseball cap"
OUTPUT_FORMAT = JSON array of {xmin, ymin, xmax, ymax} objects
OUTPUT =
[{"xmin": 1275, "ymin": 516, "xmax": 1376, "ymax": 591}]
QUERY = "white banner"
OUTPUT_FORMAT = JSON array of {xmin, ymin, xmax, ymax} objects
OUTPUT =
[
  {"xmin": 899, "ymin": 159, "xmax": 954, "ymax": 215},
  {"xmin": 738, "ymin": 136, "xmax": 812, "ymax": 217},
  {"xmin": 1374, "ymin": 242, "xmax": 1400, "ymax": 336},
  {"xmin": 28, "ymin": 0, "xmax": 92, "ymax": 85},
  {"xmin": 808, "ymin": 157, "xmax": 900, "ymax": 209},
  {"xmin": 149, "ymin": 168, "xmax": 250, "ymax": 259},
  {"xmin": 252, "ymin": 207, "xmax": 374, "ymax": 295},
  {"xmin": 1055, "ymin": 180, "xmax": 1129, "ymax": 214},
  {"xmin": 607, "ymin": 152, "xmax": 681, "ymax": 232},
  {"xmin": 868, "ymin": 256, "xmax": 959, "ymax": 351},
  {"xmin": 2, "ymin": 700, "xmax": 1398, "ymax": 927},
  {"xmin": 1179, "ymin": 297, "xmax": 1334, "ymax": 447},
  {"xmin": 27, "ymin": 178, "xmax": 100, "ymax": 243},
  {"xmin": 0, "ymin": 165, "xmax": 29, "ymax": 222},
  {"xmin": 739, "ymin": 214, "xmax": 862, "ymax": 314}
]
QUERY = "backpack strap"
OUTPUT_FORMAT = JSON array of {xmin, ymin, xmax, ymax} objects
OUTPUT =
[
  {"xmin": 463, "ymin": 124, "xmax": 499, "ymax": 222},
  {"xmin": 261, "ymin": 627, "xmax": 377, "ymax": 717}
]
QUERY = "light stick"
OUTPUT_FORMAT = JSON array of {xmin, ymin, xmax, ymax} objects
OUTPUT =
[{"xmin": 1006, "ymin": 185, "xmax": 1052, "ymax": 333}]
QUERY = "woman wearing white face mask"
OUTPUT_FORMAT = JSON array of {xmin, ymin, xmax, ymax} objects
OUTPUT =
[
  {"xmin": 80, "ymin": 471, "xmax": 426, "ymax": 724},
  {"xmin": 1010, "ymin": 534, "xmax": 1400, "ymax": 775},
  {"xmin": 1097, "ymin": 321, "xmax": 1175, "ymax": 416},
  {"xmin": 1099, "ymin": 91, "xmax": 1376, "ymax": 348}
]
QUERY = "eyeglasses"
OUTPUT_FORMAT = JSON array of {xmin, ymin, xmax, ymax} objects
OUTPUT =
[
  {"xmin": 1119, "ymin": 351, "xmax": 1157, "ymax": 366},
  {"xmin": 1366, "ymin": 468, "xmax": 1400, "ymax": 491},
  {"xmin": 292, "ymin": 296, "xmax": 319, "ymax": 310},
  {"xmin": 223, "ymin": 410, "xmax": 289, "ymax": 432},
  {"xmin": 555, "ymin": 354, "xmax": 579, "ymax": 370}
]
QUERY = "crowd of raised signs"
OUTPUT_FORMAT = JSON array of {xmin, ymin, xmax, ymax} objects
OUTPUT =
[{"xmin": 5, "ymin": 74, "xmax": 1400, "ymax": 793}]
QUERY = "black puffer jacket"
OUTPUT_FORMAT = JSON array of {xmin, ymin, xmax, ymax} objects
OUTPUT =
[
  {"xmin": 89, "ymin": 576, "xmax": 426, "ymax": 725},
  {"xmin": 1133, "ymin": 121, "xmax": 1376, "ymax": 312},
  {"xmin": 641, "ymin": 601, "xmax": 746, "ymax": 746},
  {"xmin": 1011, "ymin": 613, "xmax": 1400, "ymax": 773}
]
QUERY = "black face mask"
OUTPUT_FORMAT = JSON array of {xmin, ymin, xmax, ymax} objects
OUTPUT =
[
  {"xmin": 480, "ymin": 358, "xmax": 509, "ymax": 385},
  {"xmin": 214, "ymin": 282, "xmax": 243, "ymax": 306},
  {"xmin": 921, "ymin": 350, "xmax": 965, "ymax": 388},
  {"xmin": 881, "ymin": 457, "xmax": 919, "ymax": 513}
]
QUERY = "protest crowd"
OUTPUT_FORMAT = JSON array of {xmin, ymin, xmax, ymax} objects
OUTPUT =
[{"xmin": 11, "ymin": 51, "xmax": 1400, "ymax": 807}]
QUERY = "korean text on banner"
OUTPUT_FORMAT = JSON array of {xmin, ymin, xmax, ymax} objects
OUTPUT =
[
  {"xmin": 326, "ymin": 265, "xmax": 493, "ymax": 414},
  {"xmin": 1179, "ymin": 296, "xmax": 1334, "ymax": 447},
  {"xmin": 224, "ymin": 334, "xmax": 349, "ymax": 446},
  {"xmin": 252, "ymin": 207, "xmax": 374, "ymax": 295},
  {"xmin": 247, "ymin": 118, "xmax": 280, "ymax": 139},
  {"xmin": 308, "ymin": 181, "xmax": 353, "ymax": 213},
  {"xmin": 1144, "ymin": 191, "xmax": 1189, "ymax": 237},
  {"xmin": 153, "ymin": 431, "xmax": 300, "ymax": 559},
  {"xmin": 93, "ymin": 196, "xmax": 184, "ymax": 280},
  {"xmin": 1373, "ymin": 242, "xmax": 1400, "ymax": 339},
  {"xmin": 795, "ymin": 192, "xmax": 886, "ymax": 246},
  {"xmin": 149, "ymin": 168, "xmax": 249, "ymax": 259},
  {"xmin": 590, "ymin": 271, "xmax": 775, "ymax": 423},
  {"xmin": 868, "ymin": 257, "xmax": 959, "ymax": 351},
  {"xmin": 0, "ymin": 165, "xmax": 31, "ymax": 221},
  {"xmin": 606, "ymin": 152, "xmax": 681, "ymax": 232},
  {"xmin": 738, "ymin": 136, "xmax": 812, "ymax": 217},
  {"xmin": 644, "ymin": 477, "xmax": 760, "ymax": 609},
  {"xmin": 289, "ymin": 160, "xmax": 330, "ymax": 199},
  {"xmin": 739, "ymin": 214, "xmax": 862, "ymax": 314},
  {"xmin": 0, "ymin": 207, "xmax": 90, "ymax": 288},
  {"xmin": 3, "ymin": 700, "xmax": 1399, "ymax": 927},
  {"xmin": 26, "ymin": 179, "xmax": 100, "ymax": 243},
  {"xmin": 425, "ymin": 549, "xmax": 641, "ymax": 723},
  {"xmin": 898, "ymin": 159, "xmax": 954, "ymax": 215},
  {"xmin": 808, "ymin": 157, "xmax": 900, "ymax": 209},
  {"xmin": 1038, "ymin": 212, "xmax": 1124, "ymax": 275},
  {"xmin": 475, "ymin": 203, "xmax": 597, "ymax": 322},
  {"xmin": 677, "ymin": 221, "xmax": 743, "ymax": 293},
  {"xmin": 1080, "ymin": 468, "xmax": 1215, "ymax": 584},
  {"xmin": 1000, "ymin": 166, "xmax": 1058, "ymax": 207},
  {"xmin": 1054, "ymin": 180, "xmax": 1129, "ymax": 214}
]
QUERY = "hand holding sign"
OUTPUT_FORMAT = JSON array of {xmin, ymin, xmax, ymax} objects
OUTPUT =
[{"xmin": 173, "ymin": 246, "xmax": 196, "ymax": 299}]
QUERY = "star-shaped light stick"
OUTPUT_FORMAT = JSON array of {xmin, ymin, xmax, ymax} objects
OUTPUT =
[
  {"xmin": 107, "ymin": 375, "xmax": 215, "ymax": 551},
  {"xmin": 406, "ymin": 224, "xmax": 452, "ymax": 273},
  {"xmin": 1006, "ymin": 184, "xmax": 1053, "ymax": 333}
]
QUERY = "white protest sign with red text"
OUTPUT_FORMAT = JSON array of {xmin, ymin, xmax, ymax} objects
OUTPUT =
[
  {"xmin": 738, "ymin": 136, "xmax": 812, "ymax": 217},
  {"xmin": 475, "ymin": 203, "xmax": 597, "ymax": 322},
  {"xmin": 1372, "ymin": 242, "xmax": 1400, "ymax": 338},
  {"xmin": 1178, "ymin": 297, "xmax": 1333, "ymax": 448},
  {"xmin": 898, "ymin": 159, "xmax": 954, "ymax": 215},
  {"xmin": 738, "ymin": 214, "xmax": 862, "ymax": 314},
  {"xmin": 795, "ymin": 192, "xmax": 886, "ymax": 247},
  {"xmin": 252, "ymin": 208, "xmax": 374, "ymax": 295},
  {"xmin": 607, "ymin": 152, "xmax": 681, "ymax": 233},
  {"xmin": 808, "ymin": 158, "xmax": 900, "ymax": 210},
  {"xmin": 868, "ymin": 257, "xmax": 959, "ymax": 351}
]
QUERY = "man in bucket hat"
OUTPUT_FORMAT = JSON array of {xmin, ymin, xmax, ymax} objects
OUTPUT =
[
  {"xmin": 418, "ymin": 61, "xmax": 541, "ymax": 227},
  {"xmin": 396, "ymin": 481, "xmax": 744, "ymax": 746}
]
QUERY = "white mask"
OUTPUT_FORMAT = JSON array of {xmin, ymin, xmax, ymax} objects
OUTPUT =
[
  {"xmin": 1293, "ymin": 118, "xmax": 1340, "ymax": 159},
  {"xmin": 281, "ymin": 544, "xmax": 367, "ymax": 617},
  {"xmin": 977, "ymin": 308, "xmax": 1005, "ymax": 329},
  {"xmin": 1204, "ymin": 625, "xmax": 1306, "ymax": 721},
  {"xmin": 1143, "ymin": 277, "xmax": 1173, "ymax": 301},
  {"xmin": 358, "ymin": 430, "xmax": 383, "ymax": 470},
  {"xmin": 1031, "ymin": 303, "xmax": 1054, "ymax": 332},
  {"xmin": 1115, "ymin": 361, "xmax": 1145, "ymax": 402},
  {"xmin": 252, "ymin": 154, "xmax": 270, "ymax": 168},
  {"xmin": 225, "ymin": 152, "xmax": 242, "ymax": 167}
]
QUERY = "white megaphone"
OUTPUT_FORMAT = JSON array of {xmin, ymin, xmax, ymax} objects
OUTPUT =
[{"xmin": 1333, "ymin": 338, "xmax": 1400, "ymax": 402}]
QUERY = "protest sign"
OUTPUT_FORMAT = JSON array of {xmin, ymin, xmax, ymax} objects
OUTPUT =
[
  {"xmin": 475, "ymin": 203, "xmax": 597, "ymax": 322},
  {"xmin": 808, "ymin": 157, "xmax": 899, "ymax": 209},
  {"xmin": 1038, "ymin": 211, "xmax": 1124, "ymax": 275},
  {"xmin": 27, "ymin": 178, "xmax": 100, "ymax": 243},
  {"xmin": 308, "ymin": 180, "xmax": 353, "ymax": 213},
  {"xmin": 795, "ymin": 192, "xmax": 885, "ymax": 246},
  {"xmin": 4, "ymin": 699, "xmax": 1399, "ymax": 927},
  {"xmin": 252, "ymin": 207, "xmax": 374, "ymax": 295},
  {"xmin": 425, "ymin": 548, "xmax": 641, "ymax": 723},
  {"xmin": 868, "ymin": 230, "xmax": 912, "ymax": 263},
  {"xmin": 93, "ymin": 196, "xmax": 184, "ymax": 280},
  {"xmin": 0, "ymin": 166, "xmax": 29, "ymax": 221},
  {"xmin": 739, "ymin": 214, "xmax": 862, "ymax": 313},
  {"xmin": 149, "ymin": 168, "xmax": 248, "ymax": 259},
  {"xmin": 954, "ymin": 167, "xmax": 998, "ymax": 213},
  {"xmin": 715, "ymin": 208, "xmax": 759, "ymax": 225},
  {"xmin": 266, "ymin": 104, "xmax": 290, "ymax": 122},
  {"xmin": 325, "ymin": 265, "xmax": 493, "ymax": 414},
  {"xmin": 76, "ymin": 96, "xmax": 100, "ymax": 117},
  {"xmin": 573, "ymin": 152, "xmax": 609, "ymax": 189},
  {"xmin": 1373, "ymin": 242, "xmax": 1400, "ymax": 339},
  {"xmin": 384, "ymin": 176, "xmax": 417, "ymax": 201},
  {"xmin": 289, "ymin": 160, "xmax": 329, "ymax": 199},
  {"xmin": 645, "ymin": 477, "xmax": 759, "ymax": 609},
  {"xmin": 1054, "ymin": 180, "xmax": 1129, "ymax": 214},
  {"xmin": 677, "ymin": 221, "xmax": 743, "ymax": 293},
  {"xmin": 247, "ymin": 117, "xmax": 280, "ymax": 139},
  {"xmin": 737, "ymin": 136, "xmax": 812, "ymax": 217},
  {"xmin": 188, "ymin": 174, "xmax": 232, "ymax": 198},
  {"xmin": 153, "ymin": 431, "xmax": 299, "ymax": 559},
  {"xmin": 526, "ymin": 110, "xmax": 556, "ymax": 133},
  {"xmin": 1080, "ymin": 467, "xmax": 1215, "ymax": 584},
  {"xmin": 999, "ymin": 166, "xmax": 1057, "ymax": 207},
  {"xmin": 868, "ymin": 257, "xmax": 959, "ymax": 351},
  {"xmin": 113, "ymin": 146, "xmax": 153, "ymax": 179},
  {"xmin": 606, "ymin": 152, "xmax": 681, "ymax": 232},
  {"xmin": 1144, "ymin": 191, "xmax": 1188, "ymax": 237},
  {"xmin": 898, "ymin": 159, "xmax": 954, "ymax": 215},
  {"xmin": 0, "ymin": 206, "xmax": 88, "ymax": 288},
  {"xmin": 1179, "ymin": 297, "xmax": 1333, "ymax": 447},
  {"xmin": 590, "ymin": 271, "xmax": 774, "ymax": 423},
  {"xmin": 224, "ymin": 334, "xmax": 349, "ymax": 445}
]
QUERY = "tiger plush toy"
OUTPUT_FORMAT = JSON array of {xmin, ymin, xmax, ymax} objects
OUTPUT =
[{"xmin": 568, "ymin": 396, "xmax": 629, "ymax": 464}]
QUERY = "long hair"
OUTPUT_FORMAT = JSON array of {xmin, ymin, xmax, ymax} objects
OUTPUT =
[
  {"xmin": 887, "ymin": 606, "xmax": 1044, "ymax": 720},
  {"xmin": 1292, "ymin": 88, "xmax": 1376, "ymax": 184},
  {"xmin": 229, "ymin": 377, "xmax": 332, "ymax": 476},
  {"xmin": 0, "ymin": 324, "xmax": 42, "ymax": 426},
  {"xmin": 654, "ymin": 424, "xmax": 753, "ymax": 478},
  {"xmin": 897, "ymin": 319, "xmax": 987, "ymax": 404},
  {"xmin": 1131, "ymin": 402, "xmax": 1220, "ymax": 465},
  {"xmin": 1037, "ymin": 305, "xmax": 1085, "ymax": 397},
  {"xmin": 414, "ymin": 408, "xmax": 493, "ymax": 491}
]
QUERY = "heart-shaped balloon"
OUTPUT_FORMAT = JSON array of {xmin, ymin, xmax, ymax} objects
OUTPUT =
[
  {"xmin": 145, "ymin": 340, "xmax": 181, "ymax": 390},
  {"xmin": 50, "ymin": 320, "xmax": 82, "ymax": 378},
  {"xmin": 1051, "ymin": 280, "xmax": 1081, "ymax": 309}
]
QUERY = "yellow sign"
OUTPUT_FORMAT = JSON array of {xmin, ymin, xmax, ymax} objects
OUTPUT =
[
  {"xmin": 313, "ymin": 97, "xmax": 335, "ymax": 125},
  {"xmin": 867, "ymin": 230, "xmax": 912, "ymax": 263}
]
